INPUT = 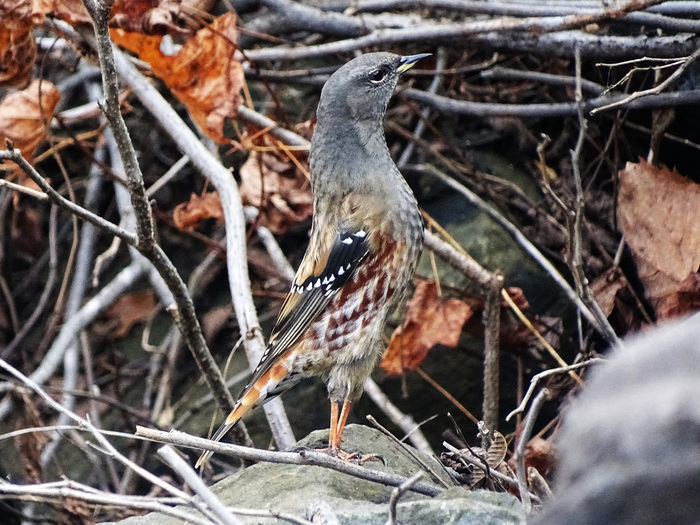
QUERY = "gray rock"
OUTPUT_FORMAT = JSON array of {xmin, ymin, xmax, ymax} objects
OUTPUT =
[
  {"xmin": 108, "ymin": 425, "xmax": 525, "ymax": 524},
  {"xmin": 532, "ymin": 316, "xmax": 700, "ymax": 525}
]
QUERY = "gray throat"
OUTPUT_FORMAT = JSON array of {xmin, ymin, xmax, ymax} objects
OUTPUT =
[{"xmin": 310, "ymin": 116, "xmax": 403, "ymax": 198}]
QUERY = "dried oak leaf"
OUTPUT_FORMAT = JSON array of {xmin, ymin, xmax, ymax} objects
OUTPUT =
[
  {"xmin": 111, "ymin": 12, "xmax": 242, "ymax": 143},
  {"xmin": 32, "ymin": 0, "xmax": 91, "ymax": 26},
  {"xmin": 590, "ymin": 268, "xmax": 626, "ymax": 318},
  {"xmin": 381, "ymin": 280, "xmax": 476, "ymax": 376},
  {"xmin": 590, "ymin": 268, "xmax": 641, "ymax": 335},
  {"xmin": 110, "ymin": 0, "xmax": 215, "ymax": 35},
  {"xmin": 0, "ymin": 0, "xmax": 36, "ymax": 87},
  {"xmin": 617, "ymin": 160, "xmax": 700, "ymax": 319},
  {"xmin": 239, "ymin": 149, "xmax": 312, "ymax": 234},
  {"xmin": 104, "ymin": 290, "xmax": 159, "ymax": 339},
  {"xmin": 172, "ymin": 191, "xmax": 224, "ymax": 231},
  {"xmin": 655, "ymin": 272, "xmax": 700, "ymax": 320},
  {"xmin": 0, "ymin": 79, "xmax": 60, "ymax": 178}
]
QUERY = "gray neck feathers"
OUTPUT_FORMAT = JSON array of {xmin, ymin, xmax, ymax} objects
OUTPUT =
[{"xmin": 310, "ymin": 102, "xmax": 403, "ymax": 199}]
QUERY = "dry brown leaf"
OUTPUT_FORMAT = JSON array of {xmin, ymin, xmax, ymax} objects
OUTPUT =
[
  {"xmin": 524, "ymin": 436, "xmax": 554, "ymax": 477},
  {"xmin": 590, "ymin": 268, "xmax": 626, "ymax": 318},
  {"xmin": 239, "ymin": 150, "xmax": 312, "ymax": 234},
  {"xmin": 32, "ymin": 0, "xmax": 91, "ymax": 26},
  {"xmin": 0, "ymin": 79, "xmax": 60, "ymax": 178},
  {"xmin": 617, "ymin": 160, "xmax": 700, "ymax": 318},
  {"xmin": 0, "ymin": 0, "xmax": 36, "ymax": 87},
  {"xmin": 655, "ymin": 272, "xmax": 700, "ymax": 320},
  {"xmin": 111, "ymin": 12, "xmax": 242, "ymax": 142},
  {"xmin": 172, "ymin": 191, "xmax": 224, "ymax": 231},
  {"xmin": 105, "ymin": 290, "xmax": 159, "ymax": 339},
  {"xmin": 110, "ymin": 0, "xmax": 215, "ymax": 35},
  {"xmin": 381, "ymin": 280, "xmax": 476, "ymax": 376},
  {"xmin": 590, "ymin": 268, "xmax": 642, "ymax": 335}
]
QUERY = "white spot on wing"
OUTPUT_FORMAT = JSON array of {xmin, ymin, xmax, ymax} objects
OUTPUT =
[
  {"xmin": 338, "ymin": 267, "xmax": 345, "ymax": 276},
  {"xmin": 342, "ymin": 237, "xmax": 353, "ymax": 245}
]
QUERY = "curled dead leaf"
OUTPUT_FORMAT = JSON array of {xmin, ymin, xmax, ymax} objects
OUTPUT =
[
  {"xmin": 0, "ymin": 0, "xmax": 36, "ymax": 87},
  {"xmin": 104, "ymin": 290, "xmax": 159, "ymax": 339},
  {"xmin": 239, "ymin": 149, "xmax": 312, "ymax": 234},
  {"xmin": 111, "ymin": 12, "xmax": 242, "ymax": 142},
  {"xmin": 617, "ymin": 160, "xmax": 700, "ymax": 319},
  {"xmin": 172, "ymin": 192, "xmax": 224, "ymax": 231},
  {"xmin": 32, "ymin": 0, "xmax": 91, "ymax": 26},
  {"xmin": 381, "ymin": 280, "xmax": 476, "ymax": 376},
  {"xmin": 0, "ymin": 79, "xmax": 60, "ymax": 178},
  {"xmin": 524, "ymin": 436, "xmax": 554, "ymax": 478},
  {"xmin": 655, "ymin": 272, "xmax": 700, "ymax": 321},
  {"xmin": 441, "ymin": 430, "xmax": 515, "ymax": 490},
  {"xmin": 110, "ymin": 0, "xmax": 215, "ymax": 35},
  {"xmin": 590, "ymin": 268, "xmax": 642, "ymax": 335}
]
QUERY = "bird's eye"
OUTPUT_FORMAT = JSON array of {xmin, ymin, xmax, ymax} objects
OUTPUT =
[{"xmin": 368, "ymin": 69, "xmax": 385, "ymax": 83}]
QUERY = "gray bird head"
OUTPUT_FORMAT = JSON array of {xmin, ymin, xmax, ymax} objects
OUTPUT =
[{"xmin": 316, "ymin": 52, "xmax": 430, "ymax": 129}]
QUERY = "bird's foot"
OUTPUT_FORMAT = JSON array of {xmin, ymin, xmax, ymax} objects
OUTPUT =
[{"xmin": 316, "ymin": 447, "xmax": 385, "ymax": 465}]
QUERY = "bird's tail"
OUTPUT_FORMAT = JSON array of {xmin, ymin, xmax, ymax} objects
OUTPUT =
[
  {"xmin": 195, "ymin": 400, "xmax": 250, "ymax": 469},
  {"xmin": 195, "ymin": 359, "xmax": 298, "ymax": 468}
]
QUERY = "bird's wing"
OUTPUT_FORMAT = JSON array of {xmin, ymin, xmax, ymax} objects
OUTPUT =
[{"xmin": 245, "ymin": 227, "xmax": 371, "ymax": 388}]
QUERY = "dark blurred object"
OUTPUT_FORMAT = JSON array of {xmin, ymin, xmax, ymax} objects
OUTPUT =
[{"xmin": 532, "ymin": 314, "xmax": 700, "ymax": 525}]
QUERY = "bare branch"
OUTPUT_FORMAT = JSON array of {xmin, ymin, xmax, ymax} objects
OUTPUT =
[
  {"xmin": 136, "ymin": 427, "xmax": 444, "ymax": 497},
  {"xmin": 158, "ymin": 445, "xmax": 244, "ymax": 525},
  {"xmin": 0, "ymin": 149, "xmax": 136, "ymax": 244},
  {"xmin": 513, "ymin": 388, "xmax": 550, "ymax": 511},
  {"xmin": 81, "ymin": 0, "xmax": 236, "ymax": 421}
]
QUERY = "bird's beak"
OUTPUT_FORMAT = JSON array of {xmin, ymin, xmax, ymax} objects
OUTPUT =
[{"xmin": 397, "ymin": 53, "xmax": 431, "ymax": 73}]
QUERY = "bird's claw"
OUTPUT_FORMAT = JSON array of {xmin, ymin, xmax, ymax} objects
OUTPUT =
[{"xmin": 316, "ymin": 447, "xmax": 385, "ymax": 465}]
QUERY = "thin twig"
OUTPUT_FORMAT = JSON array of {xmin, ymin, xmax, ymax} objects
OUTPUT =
[
  {"xmin": 441, "ymin": 441, "xmax": 530, "ymax": 495},
  {"xmin": 363, "ymin": 379, "xmax": 433, "ymax": 456},
  {"xmin": 591, "ymin": 46, "xmax": 700, "ymax": 114},
  {"xmin": 0, "ymin": 480, "xmax": 214, "ymax": 525},
  {"xmin": 0, "ymin": 178, "xmax": 48, "ymax": 199},
  {"xmin": 0, "ymin": 149, "xmax": 137, "ymax": 244},
  {"xmin": 501, "ymin": 289, "xmax": 583, "ymax": 386},
  {"xmin": 158, "ymin": 445, "xmax": 244, "ymax": 525},
  {"xmin": 513, "ymin": 388, "xmax": 550, "ymax": 511},
  {"xmin": 366, "ymin": 414, "xmax": 452, "ymax": 489},
  {"xmin": 405, "ymin": 85, "xmax": 700, "ymax": 118},
  {"xmin": 385, "ymin": 472, "xmax": 423, "ymax": 525},
  {"xmin": 506, "ymin": 358, "xmax": 604, "ymax": 422}
]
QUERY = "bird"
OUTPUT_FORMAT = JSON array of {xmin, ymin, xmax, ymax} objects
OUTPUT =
[{"xmin": 196, "ymin": 52, "xmax": 428, "ymax": 468}]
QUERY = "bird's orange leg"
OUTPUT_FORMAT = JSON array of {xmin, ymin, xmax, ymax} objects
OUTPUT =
[
  {"xmin": 329, "ymin": 401, "xmax": 339, "ymax": 451},
  {"xmin": 332, "ymin": 398, "xmax": 352, "ymax": 451}
]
